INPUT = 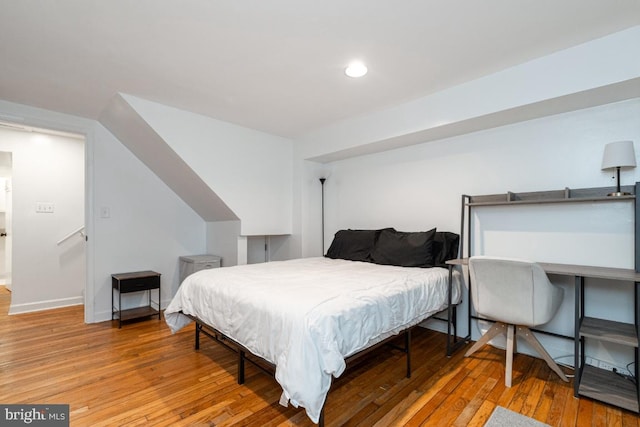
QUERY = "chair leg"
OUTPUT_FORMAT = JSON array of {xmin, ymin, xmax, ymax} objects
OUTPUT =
[
  {"xmin": 516, "ymin": 326, "xmax": 569, "ymax": 382},
  {"xmin": 505, "ymin": 324, "xmax": 515, "ymax": 387},
  {"xmin": 465, "ymin": 322, "xmax": 507, "ymax": 357}
]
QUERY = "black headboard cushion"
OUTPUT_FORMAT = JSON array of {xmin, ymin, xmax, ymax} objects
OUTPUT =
[
  {"xmin": 325, "ymin": 228, "xmax": 394, "ymax": 262},
  {"xmin": 370, "ymin": 228, "xmax": 437, "ymax": 268},
  {"xmin": 432, "ymin": 231, "xmax": 460, "ymax": 267}
]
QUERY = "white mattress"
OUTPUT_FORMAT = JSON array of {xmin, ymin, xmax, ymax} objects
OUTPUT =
[{"xmin": 164, "ymin": 257, "xmax": 461, "ymax": 424}]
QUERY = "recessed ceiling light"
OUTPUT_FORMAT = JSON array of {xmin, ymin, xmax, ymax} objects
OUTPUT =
[{"xmin": 345, "ymin": 61, "xmax": 367, "ymax": 78}]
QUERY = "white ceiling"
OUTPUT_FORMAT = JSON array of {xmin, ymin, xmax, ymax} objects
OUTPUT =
[{"xmin": 1, "ymin": 1, "xmax": 639, "ymax": 139}]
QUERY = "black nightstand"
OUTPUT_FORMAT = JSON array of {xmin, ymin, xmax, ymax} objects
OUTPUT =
[{"xmin": 111, "ymin": 270, "xmax": 161, "ymax": 328}]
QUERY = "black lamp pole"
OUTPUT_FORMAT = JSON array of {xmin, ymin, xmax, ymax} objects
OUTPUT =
[{"xmin": 320, "ymin": 178, "xmax": 326, "ymax": 254}]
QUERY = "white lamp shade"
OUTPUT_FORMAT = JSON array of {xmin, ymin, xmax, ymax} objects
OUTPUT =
[{"xmin": 601, "ymin": 140, "xmax": 636, "ymax": 170}]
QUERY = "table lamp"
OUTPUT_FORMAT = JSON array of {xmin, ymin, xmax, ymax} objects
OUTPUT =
[{"xmin": 601, "ymin": 140, "xmax": 636, "ymax": 196}]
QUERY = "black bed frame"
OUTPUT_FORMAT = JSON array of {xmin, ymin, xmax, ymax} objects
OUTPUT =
[
  {"xmin": 182, "ymin": 270, "xmax": 466, "ymax": 426},
  {"xmin": 187, "ymin": 313, "xmax": 412, "ymax": 426}
]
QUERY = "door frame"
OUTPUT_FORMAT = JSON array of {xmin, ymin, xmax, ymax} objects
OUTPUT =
[{"xmin": 0, "ymin": 105, "xmax": 94, "ymax": 322}]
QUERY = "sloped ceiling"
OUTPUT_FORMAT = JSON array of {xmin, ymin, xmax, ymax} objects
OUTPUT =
[
  {"xmin": 99, "ymin": 94, "xmax": 238, "ymax": 222},
  {"xmin": 3, "ymin": 3, "xmax": 639, "ymax": 227},
  {"xmin": 1, "ymin": 1, "xmax": 639, "ymax": 139}
]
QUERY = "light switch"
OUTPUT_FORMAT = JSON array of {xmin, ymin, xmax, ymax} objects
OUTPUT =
[
  {"xmin": 100, "ymin": 206, "xmax": 111, "ymax": 218},
  {"xmin": 36, "ymin": 202, "xmax": 54, "ymax": 213}
]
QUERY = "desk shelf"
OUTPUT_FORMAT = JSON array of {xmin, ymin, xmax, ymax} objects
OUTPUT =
[
  {"xmin": 458, "ymin": 181, "xmax": 640, "ymax": 414},
  {"xmin": 575, "ymin": 277, "xmax": 640, "ymax": 413},
  {"xmin": 578, "ymin": 365, "xmax": 639, "ymax": 413},
  {"xmin": 466, "ymin": 185, "xmax": 635, "ymax": 207},
  {"xmin": 579, "ymin": 317, "xmax": 638, "ymax": 347}
]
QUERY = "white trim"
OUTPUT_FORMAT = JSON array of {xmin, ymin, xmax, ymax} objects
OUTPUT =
[
  {"xmin": 84, "ymin": 127, "xmax": 95, "ymax": 323},
  {"xmin": 8, "ymin": 296, "xmax": 83, "ymax": 315},
  {"xmin": 237, "ymin": 235, "xmax": 248, "ymax": 265},
  {"xmin": 0, "ymin": 100, "xmax": 94, "ymax": 322}
]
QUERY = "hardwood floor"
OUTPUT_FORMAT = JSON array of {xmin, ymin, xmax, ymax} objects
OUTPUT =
[{"xmin": 0, "ymin": 286, "xmax": 638, "ymax": 426}]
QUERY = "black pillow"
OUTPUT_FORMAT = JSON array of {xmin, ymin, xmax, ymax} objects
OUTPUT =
[
  {"xmin": 371, "ymin": 228, "xmax": 437, "ymax": 267},
  {"xmin": 325, "ymin": 228, "xmax": 394, "ymax": 262},
  {"xmin": 432, "ymin": 232, "xmax": 460, "ymax": 267}
]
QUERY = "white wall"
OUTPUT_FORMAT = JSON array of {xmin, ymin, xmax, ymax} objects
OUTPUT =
[
  {"xmin": 0, "ymin": 100, "xmax": 208, "ymax": 322},
  {"xmin": 91, "ymin": 123, "xmax": 207, "ymax": 319},
  {"xmin": 206, "ymin": 220, "xmax": 241, "ymax": 267},
  {"xmin": 304, "ymin": 98, "xmax": 640, "ymax": 369},
  {"xmin": 123, "ymin": 94, "xmax": 294, "ymax": 237},
  {"xmin": 0, "ymin": 172, "xmax": 10, "ymax": 283},
  {"xmin": 292, "ymin": 158, "xmax": 330, "ymax": 258},
  {"xmin": 0, "ymin": 27, "xmax": 636, "ymax": 379},
  {"xmin": 0, "ymin": 97, "xmax": 292, "ymax": 320},
  {"xmin": 297, "ymin": 26, "xmax": 640, "ymax": 162},
  {"xmin": 290, "ymin": 28, "xmax": 640, "ymax": 373},
  {"xmin": 324, "ymin": 99, "xmax": 639, "ymax": 234},
  {"xmin": 294, "ymin": 26, "xmax": 640, "ymax": 259},
  {"xmin": 0, "ymin": 127, "xmax": 85, "ymax": 313}
]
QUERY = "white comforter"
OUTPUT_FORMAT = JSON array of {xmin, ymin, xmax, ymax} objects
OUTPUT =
[{"xmin": 164, "ymin": 257, "xmax": 461, "ymax": 424}]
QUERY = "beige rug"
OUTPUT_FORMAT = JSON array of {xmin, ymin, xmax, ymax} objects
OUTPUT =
[{"xmin": 484, "ymin": 406, "xmax": 551, "ymax": 427}]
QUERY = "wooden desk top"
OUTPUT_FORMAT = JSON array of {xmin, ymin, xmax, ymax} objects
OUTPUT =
[{"xmin": 446, "ymin": 258, "xmax": 640, "ymax": 282}]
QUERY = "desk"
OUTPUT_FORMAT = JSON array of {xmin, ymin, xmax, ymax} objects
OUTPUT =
[{"xmin": 446, "ymin": 258, "xmax": 640, "ymax": 413}]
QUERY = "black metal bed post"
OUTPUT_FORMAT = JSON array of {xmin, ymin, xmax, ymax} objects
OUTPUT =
[
  {"xmin": 405, "ymin": 329, "xmax": 412, "ymax": 378},
  {"xmin": 238, "ymin": 350, "xmax": 246, "ymax": 384},
  {"xmin": 195, "ymin": 323, "xmax": 201, "ymax": 350},
  {"xmin": 446, "ymin": 265, "xmax": 454, "ymax": 356}
]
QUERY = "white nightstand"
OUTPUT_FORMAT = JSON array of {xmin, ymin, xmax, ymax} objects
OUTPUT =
[{"xmin": 179, "ymin": 254, "xmax": 222, "ymax": 283}]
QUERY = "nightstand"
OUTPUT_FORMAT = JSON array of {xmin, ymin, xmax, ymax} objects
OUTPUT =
[
  {"xmin": 179, "ymin": 254, "xmax": 222, "ymax": 283},
  {"xmin": 112, "ymin": 270, "xmax": 161, "ymax": 328}
]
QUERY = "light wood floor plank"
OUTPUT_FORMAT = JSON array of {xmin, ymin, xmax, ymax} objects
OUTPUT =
[{"xmin": 0, "ymin": 286, "xmax": 638, "ymax": 426}]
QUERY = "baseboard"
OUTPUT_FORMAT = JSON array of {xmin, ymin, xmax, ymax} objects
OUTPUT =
[
  {"xmin": 92, "ymin": 310, "xmax": 114, "ymax": 323},
  {"xmin": 8, "ymin": 296, "xmax": 84, "ymax": 315},
  {"xmin": 421, "ymin": 318, "xmax": 449, "ymax": 334}
]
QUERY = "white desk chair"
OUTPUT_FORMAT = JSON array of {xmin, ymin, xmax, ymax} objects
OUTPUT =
[{"xmin": 466, "ymin": 256, "xmax": 569, "ymax": 386}]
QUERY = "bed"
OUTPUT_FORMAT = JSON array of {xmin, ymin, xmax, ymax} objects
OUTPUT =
[{"xmin": 165, "ymin": 228, "xmax": 462, "ymax": 425}]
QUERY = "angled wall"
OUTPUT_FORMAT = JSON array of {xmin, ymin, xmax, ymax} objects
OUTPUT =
[
  {"xmin": 100, "ymin": 94, "xmax": 293, "ymax": 238},
  {"xmin": 297, "ymin": 26, "xmax": 640, "ymax": 163},
  {"xmin": 0, "ymin": 99, "xmax": 208, "ymax": 322},
  {"xmin": 99, "ymin": 94, "xmax": 238, "ymax": 222},
  {"xmin": 290, "ymin": 26, "xmax": 640, "ymax": 371},
  {"xmin": 295, "ymin": 26, "xmax": 640, "ymax": 258}
]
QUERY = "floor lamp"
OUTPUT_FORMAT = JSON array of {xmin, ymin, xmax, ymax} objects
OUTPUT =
[{"xmin": 320, "ymin": 178, "xmax": 326, "ymax": 254}]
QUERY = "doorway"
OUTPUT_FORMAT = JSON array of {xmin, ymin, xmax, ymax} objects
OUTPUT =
[
  {"xmin": 0, "ymin": 123, "xmax": 85, "ymax": 314},
  {"xmin": 0, "ymin": 152, "xmax": 12, "ymax": 290}
]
